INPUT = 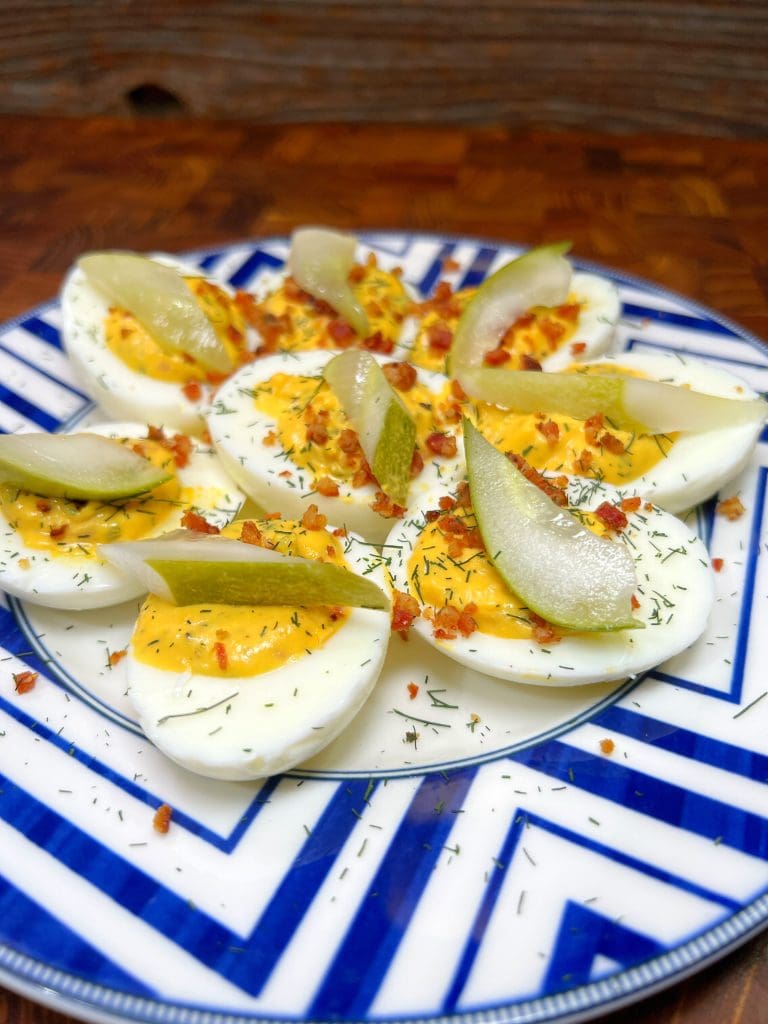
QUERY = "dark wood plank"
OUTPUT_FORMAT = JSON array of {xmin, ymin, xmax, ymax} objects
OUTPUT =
[
  {"xmin": 0, "ymin": 116, "xmax": 766, "ymax": 1024},
  {"xmin": 0, "ymin": 2, "xmax": 766, "ymax": 136}
]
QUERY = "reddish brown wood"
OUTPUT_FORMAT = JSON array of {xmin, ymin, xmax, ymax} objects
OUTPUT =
[
  {"xmin": 0, "ymin": 115, "xmax": 767, "ymax": 1024},
  {"xmin": 0, "ymin": 1, "xmax": 766, "ymax": 137}
]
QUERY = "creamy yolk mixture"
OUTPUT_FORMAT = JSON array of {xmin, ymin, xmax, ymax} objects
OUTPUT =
[
  {"xmin": 104, "ymin": 278, "xmax": 247, "ymax": 383},
  {"xmin": 259, "ymin": 265, "xmax": 409, "ymax": 350},
  {"xmin": 0, "ymin": 439, "xmax": 183, "ymax": 558},
  {"xmin": 409, "ymin": 287, "xmax": 583, "ymax": 373},
  {"xmin": 131, "ymin": 519, "xmax": 350, "ymax": 677},
  {"xmin": 253, "ymin": 373, "xmax": 456, "ymax": 485}
]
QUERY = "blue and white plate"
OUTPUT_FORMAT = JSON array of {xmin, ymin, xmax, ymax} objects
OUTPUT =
[{"xmin": 1, "ymin": 234, "xmax": 767, "ymax": 1024}]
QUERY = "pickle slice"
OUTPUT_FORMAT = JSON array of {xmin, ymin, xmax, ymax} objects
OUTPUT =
[
  {"xmin": 448, "ymin": 243, "xmax": 572, "ymax": 373},
  {"xmin": 0, "ymin": 433, "xmax": 171, "ymax": 500},
  {"xmin": 324, "ymin": 350, "xmax": 416, "ymax": 506},
  {"xmin": 79, "ymin": 251, "xmax": 234, "ymax": 375},
  {"xmin": 463, "ymin": 419, "xmax": 638, "ymax": 631},
  {"xmin": 458, "ymin": 367, "xmax": 767, "ymax": 434},
  {"xmin": 288, "ymin": 227, "xmax": 370, "ymax": 337},
  {"xmin": 100, "ymin": 530, "xmax": 389, "ymax": 609}
]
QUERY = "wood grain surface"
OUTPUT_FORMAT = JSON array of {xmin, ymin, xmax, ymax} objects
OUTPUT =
[
  {"xmin": 0, "ymin": 115, "xmax": 767, "ymax": 1024},
  {"xmin": 0, "ymin": 1, "xmax": 767, "ymax": 137}
]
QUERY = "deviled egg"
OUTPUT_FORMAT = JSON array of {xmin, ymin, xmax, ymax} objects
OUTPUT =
[{"xmin": 0, "ymin": 423, "xmax": 244, "ymax": 609}]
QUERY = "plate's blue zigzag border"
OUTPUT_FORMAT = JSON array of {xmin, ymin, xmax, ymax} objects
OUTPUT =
[{"xmin": 0, "ymin": 233, "xmax": 767, "ymax": 1024}]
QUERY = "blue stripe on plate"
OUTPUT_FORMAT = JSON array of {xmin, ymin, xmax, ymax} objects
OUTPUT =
[
  {"xmin": 542, "ymin": 901, "xmax": 665, "ymax": 993},
  {"xmin": 226, "ymin": 778, "xmax": 380, "ymax": 996},
  {"xmin": 0, "ymin": 874, "xmax": 153, "ymax": 995},
  {"xmin": 0, "ymin": 381, "xmax": 59, "ymax": 432},
  {"xmin": 0, "ymin": 338, "xmax": 90, "ymax": 404},
  {"xmin": 459, "ymin": 247, "xmax": 498, "ymax": 289},
  {"xmin": 621, "ymin": 303, "xmax": 738, "ymax": 338},
  {"xmin": 510, "ymin": 741, "xmax": 768, "ymax": 858},
  {"xmin": 417, "ymin": 243, "xmax": 457, "ymax": 295},
  {"xmin": 649, "ymin": 464, "xmax": 766, "ymax": 705},
  {"xmin": 592, "ymin": 706, "xmax": 768, "ymax": 782},
  {"xmin": 226, "ymin": 250, "xmax": 284, "ymax": 289},
  {"xmin": 625, "ymin": 336, "xmax": 768, "ymax": 375},
  {"xmin": 308, "ymin": 768, "xmax": 477, "ymax": 1019},
  {"xmin": 0, "ymin": 678, "xmax": 276, "ymax": 853},
  {"xmin": 443, "ymin": 808, "xmax": 737, "ymax": 1012},
  {"xmin": 0, "ymin": 774, "xmax": 244, "ymax": 985},
  {"xmin": 19, "ymin": 315, "xmax": 63, "ymax": 349}
]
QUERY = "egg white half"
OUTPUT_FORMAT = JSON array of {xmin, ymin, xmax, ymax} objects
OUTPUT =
[
  {"xmin": 0, "ymin": 422, "xmax": 244, "ymax": 610},
  {"xmin": 386, "ymin": 476, "xmax": 714, "ymax": 686},
  {"xmin": 60, "ymin": 255, "xmax": 245, "ymax": 435},
  {"xmin": 207, "ymin": 350, "xmax": 464, "ymax": 542},
  {"xmin": 123, "ymin": 531, "xmax": 392, "ymax": 780},
  {"xmin": 570, "ymin": 351, "xmax": 765, "ymax": 512}
]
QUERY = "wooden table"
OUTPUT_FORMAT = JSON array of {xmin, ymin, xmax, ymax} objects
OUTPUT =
[{"xmin": 1, "ymin": 116, "xmax": 767, "ymax": 1024}]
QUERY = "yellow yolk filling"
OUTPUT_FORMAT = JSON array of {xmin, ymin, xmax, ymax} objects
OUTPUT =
[
  {"xmin": 260, "ymin": 265, "xmax": 409, "ymax": 349},
  {"xmin": 253, "ymin": 373, "xmax": 456, "ymax": 485},
  {"xmin": 0, "ymin": 440, "xmax": 183, "ymax": 558},
  {"xmin": 131, "ymin": 519, "xmax": 350, "ymax": 677},
  {"xmin": 104, "ymin": 278, "xmax": 247, "ymax": 383}
]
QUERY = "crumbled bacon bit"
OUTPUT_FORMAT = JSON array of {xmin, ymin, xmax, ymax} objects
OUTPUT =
[
  {"xmin": 348, "ymin": 263, "xmax": 366, "ymax": 283},
  {"xmin": 426, "ymin": 432, "xmax": 458, "ymax": 458},
  {"xmin": 529, "ymin": 612, "xmax": 561, "ymax": 645},
  {"xmin": 426, "ymin": 323, "xmax": 453, "ymax": 351},
  {"xmin": 214, "ymin": 641, "xmax": 229, "ymax": 671},
  {"xmin": 326, "ymin": 544, "xmax": 336, "ymax": 558},
  {"xmin": 574, "ymin": 448, "xmax": 593, "ymax": 474},
  {"xmin": 392, "ymin": 590, "xmax": 420, "ymax": 634},
  {"xmin": 301, "ymin": 503, "xmax": 328, "ymax": 530},
  {"xmin": 153, "ymin": 803, "xmax": 172, "ymax": 834},
  {"xmin": 382, "ymin": 361, "xmax": 417, "ymax": 391},
  {"xmin": 338, "ymin": 427, "xmax": 363, "ymax": 456},
  {"xmin": 536, "ymin": 419, "xmax": 560, "ymax": 446},
  {"xmin": 620, "ymin": 496, "xmax": 642, "ymax": 513},
  {"xmin": 407, "ymin": 681, "xmax": 419, "ymax": 700},
  {"xmin": 315, "ymin": 476, "xmax": 340, "ymax": 497},
  {"xmin": 716, "ymin": 496, "xmax": 746, "ymax": 521},
  {"xmin": 557, "ymin": 303, "xmax": 581, "ymax": 322},
  {"xmin": 600, "ymin": 432, "xmax": 625, "ymax": 455},
  {"xmin": 570, "ymin": 341, "xmax": 587, "ymax": 356},
  {"xmin": 327, "ymin": 318, "xmax": 357, "ymax": 346},
  {"xmin": 432, "ymin": 603, "xmax": 478, "ymax": 640},
  {"xmin": 455, "ymin": 480, "xmax": 471, "ymax": 508},
  {"xmin": 109, "ymin": 649, "xmax": 127, "ymax": 667},
  {"xmin": 520, "ymin": 354, "xmax": 543, "ymax": 371},
  {"xmin": 17, "ymin": 557, "xmax": 30, "ymax": 570},
  {"xmin": 305, "ymin": 407, "xmax": 330, "ymax": 446},
  {"xmin": 13, "ymin": 669, "xmax": 38, "ymax": 694},
  {"xmin": 539, "ymin": 318, "xmax": 566, "ymax": 347},
  {"xmin": 181, "ymin": 509, "xmax": 220, "ymax": 534},
  {"xmin": 506, "ymin": 453, "xmax": 568, "ymax": 507},
  {"xmin": 264, "ymin": 511, "xmax": 282, "ymax": 519},
  {"xmin": 712, "ymin": 557, "xmax": 725, "ymax": 573},
  {"xmin": 595, "ymin": 501, "xmax": 628, "ymax": 531},
  {"xmin": 49, "ymin": 524, "xmax": 68, "ymax": 539},
  {"xmin": 599, "ymin": 738, "xmax": 615, "ymax": 755},
  {"xmin": 35, "ymin": 499, "xmax": 51, "ymax": 513},
  {"xmin": 410, "ymin": 449, "xmax": 424, "ymax": 478},
  {"xmin": 439, "ymin": 495, "xmax": 456, "ymax": 512},
  {"xmin": 278, "ymin": 469, "xmax": 293, "ymax": 478},
  {"xmin": 262, "ymin": 430, "xmax": 278, "ymax": 446},
  {"xmin": 239, "ymin": 520, "xmax": 263, "ymax": 546},
  {"xmin": 362, "ymin": 331, "xmax": 394, "ymax": 354},
  {"xmin": 584, "ymin": 413, "xmax": 604, "ymax": 447},
  {"xmin": 451, "ymin": 378, "xmax": 467, "ymax": 401},
  {"xmin": 442, "ymin": 256, "xmax": 461, "ymax": 272},
  {"xmin": 332, "ymin": 526, "xmax": 347, "ymax": 537},
  {"xmin": 370, "ymin": 491, "xmax": 406, "ymax": 518},
  {"xmin": 329, "ymin": 606, "xmax": 345, "ymax": 620},
  {"xmin": 182, "ymin": 381, "xmax": 203, "ymax": 402},
  {"xmin": 483, "ymin": 346, "xmax": 511, "ymax": 366}
]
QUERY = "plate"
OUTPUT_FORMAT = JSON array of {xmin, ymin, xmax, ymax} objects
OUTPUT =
[{"xmin": 1, "ymin": 233, "xmax": 767, "ymax": 1024}]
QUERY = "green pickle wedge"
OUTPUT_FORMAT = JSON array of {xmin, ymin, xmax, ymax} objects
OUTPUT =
[
  {"xmin": 0, "ymin": 433, "xmax": 171, "ymax": 500},
  {"xmin": 324, "ymin": 349, "xmax": 417, "ymax": 506},
  {"xmin": 79, "ymin": 251, "xmax": 234, "ymax": 375},
  {"xmin": 288, "ymin": 227, "xmax": 370, "ymax": 337},
  {"xmin": 100, "ymin": 531, "xmax": 389, "ymax": 609},
  {"xmin": 463, "ymin": 420, "xmax": 638, "ymax": 632}
]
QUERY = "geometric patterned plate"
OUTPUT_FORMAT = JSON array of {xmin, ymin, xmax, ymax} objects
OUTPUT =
[{"xmin": 1, "ymin": 233, "xmax": 766, "ymax": 1024}]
